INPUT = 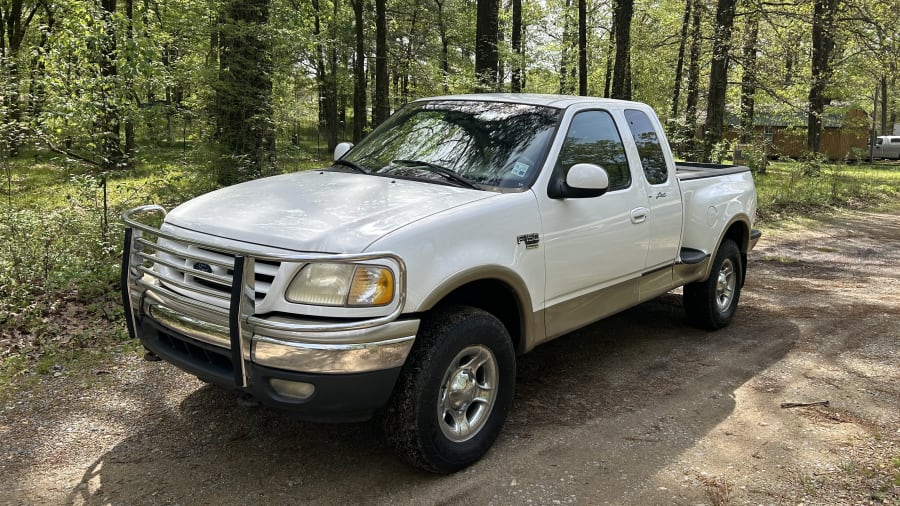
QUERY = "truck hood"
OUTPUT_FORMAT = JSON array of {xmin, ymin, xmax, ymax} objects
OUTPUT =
[{"xmin": 165, "ymin": 170, "xmax": 495, "ymax": 253}]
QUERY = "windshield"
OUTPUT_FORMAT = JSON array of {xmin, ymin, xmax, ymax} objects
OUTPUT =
[{"xmin": 342, "ymin": 100, "xmax": 561, "ymax": 190}]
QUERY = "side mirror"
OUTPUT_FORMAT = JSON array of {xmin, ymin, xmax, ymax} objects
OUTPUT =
[
  {"xmin": 567, "ymin": 163, "xmax": 609, "ymax": 191},
  {"xmin": 549, "ymin": 163, "xmax": 610, "ymax": 199},
  {"xmin": 333, "ymin": 142, "xmax": 353, "ymax": 161}
]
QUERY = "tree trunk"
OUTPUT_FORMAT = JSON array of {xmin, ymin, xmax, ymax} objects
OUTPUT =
[
  {"xmin": 99, "ymin": 0, "xmax": 122, "ymax": 173},
  {"xmin": 879, "ymin": 74, "xmax": 887, "ymax": 135},
  {"xmin": 215, "ymin": 0, "xmax": 275, "ymax": 184},
  {"xmin": 311, "ymin": 0, "xmax": 326, "ymax": 134},
  {"xmin": 373, "ymin": 0, "xmax": 389, "ymax": 125},
  {"xmin": 807, "ymin": 0, "xmax": 836, "ymax": 153},
  {"xmin": 1, "ymin": 0, "xmax": 40, "ymax": 156},
  {"xmin": 497, "ymin": 15, "xmax": 505, "ymax": 87},
  {"xmin": 611, "ymin": 0, "xmax": 633, "ymax": 100},
  {"xmin": 511, "ymin": 0, "xmax": 523, "ymax": 92},
  {"xmin": 351, "ymin": 0, "xmax": 366, "ymax": 142},
  {"xmin": 578, "ymin": 0, "xmax": 587, "ymax": 96},
  {"xmin": 27, "ymin": 5, "xmax": 52, "ymax": 118},
  {"xmin": 702, "ymin": 0, "xmax": 737, "ymax": 162},
  {"xmin": 603, "ymin": 19, "xmax": 614, "ymax": 98},
  {"xmin": 325, "ymin": 0, "xmax": 339, "ymax": 151},
  {"xmin": 559, "ymin": 0, "xmax": 574, "ymax": 94},
  {"xmin": 739, "ymin": 10, "xmax": 759, "ymax": 143},
  {"xmin": 124, "ymin": 0, "xmax": 135, "ymax": 167},
  {"xmin": 475, "ymin": 0, "xmax": 500, "ymax": 92},
  {"xmin": 671, "ymin": 0, "xmax": 692, "ymax": 118},
  {"xmin": 436, "ymin": 0, "xmax": 450, "ymax": 93},
  {"xmin": 684, "ymin": 0, "xmax": 702, "ymax": 154}
]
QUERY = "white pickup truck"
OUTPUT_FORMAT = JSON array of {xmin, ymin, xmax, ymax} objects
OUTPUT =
[{"xmin": 122, "ymin": 94, "xmax": 760, "ymax": 473}]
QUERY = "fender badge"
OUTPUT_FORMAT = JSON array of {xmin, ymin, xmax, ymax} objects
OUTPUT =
[{"xmin": 517, "ymin": 233, "xmax": 540, "ymax": 249}]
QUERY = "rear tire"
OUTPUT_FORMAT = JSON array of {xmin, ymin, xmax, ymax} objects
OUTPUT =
[
  {"xmin": 378, "ymin": 305, "xmax": 515, "ymax": 473},
  {"xmin": 684, "ymin": 239, "xmax": 743, "ymax": 330}
]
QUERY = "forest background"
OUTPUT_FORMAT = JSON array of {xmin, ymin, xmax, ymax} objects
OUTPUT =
[{"xmin": 0, "ymin": 0, "xmax": 898, "ymax": 377}]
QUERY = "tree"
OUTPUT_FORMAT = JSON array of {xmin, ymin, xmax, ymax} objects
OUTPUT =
[
  {"xmin": 807, "ymin": 0, "xmax": 837, "ymax": 153},
  {"xmin": 214, "ymin": 0, "xmax": 275, "ymax": 184},
  {"xmin": 510, "ymin": 0, "xmax": 525, "ymax": 92},
  {"xmin": 603, "ymin": 16, "xmax": 613, "ymax": 97},
  {"xmin": 739, "ymin": 8, "xmax": 759, "ymax": 142},
  {"xmin": 611, "ymin": 0, "xmax": 632, "ymax": 99},
  {"xmin": 350, "ymin": 0, "xmax": 366, "ymax": 142},
  {"xmin": 670, "ymin": 0, "xmax": 692, "ymax": 117},
  {"xmin": 577, "ymin": 0, "xmax": 587, "ymax": 95},
  {"xmin": 373, "ymin": 0, "xmax": 389, "ymax": 125},
  {"xmin": 559, "ymin": 0, "xmax": 576, "ymax": 94},
  {"xmin": 702, "ymin": 0, "xmax": 737, "ymax": 161},
  {"xmin": 98, "ymin": 0, "xmax": 122, "ymax": 173},
  {"xmin": 123, "ymin": 0, "xmax": 135, "ymax": 166},
  {"xmin": 436, "ymin": 0, "xmax": 451, "ymax": 93},
  {"xmin": 474, "ymin": 0, "xmax": 499, "ymax": 91},
  {"xmin": 683, "ymin": 0, "xmax": 703, "ymax": 154},
  {"xmin": 0, "ymin": 0, "xmax": 43, "ymax": 155}
]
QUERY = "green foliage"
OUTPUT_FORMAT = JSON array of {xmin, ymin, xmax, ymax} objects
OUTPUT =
[
  {"xmin": 737, "ymin": 142, "xmax": 768, "ymax": 173},
  {"xmin": 0, "ymin": 148, "xmax": 217, "ymax": 379},
  {"xmin": 798, "ymin": 151, "xmax": 829, "ymax": 177},
  {"xmin": 754, "ymin": 160, "xmax": 900, "ymax": 221},
  {"xmin": 708, "ymin": 139, "xmax": 734, "ymax": 164}
]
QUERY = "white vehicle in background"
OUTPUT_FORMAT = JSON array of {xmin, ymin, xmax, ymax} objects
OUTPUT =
[
  {"xmin": 873, "ymin": 135, "xmax": 900, "ymax": 159},
  {"xmin": 122, "ymin": 94, "xmax": 760, "ymax": 473}
]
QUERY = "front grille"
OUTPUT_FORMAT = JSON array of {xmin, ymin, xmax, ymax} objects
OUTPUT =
[{"xmin": 135, "ymin": 235, "xmax": 282, "ymax": 303}]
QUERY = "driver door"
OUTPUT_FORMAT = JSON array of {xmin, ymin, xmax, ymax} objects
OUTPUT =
[{"xmin": 537, "ymin": 109, "xmax": 650, "ymax": 339}]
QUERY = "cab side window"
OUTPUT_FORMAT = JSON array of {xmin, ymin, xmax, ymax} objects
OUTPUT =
[
  {"xmin": 556, "ymin": 110, "xmax": 631, "ymax": 191},
  {"xmin": 624, "ymin": 109, "xmax": 668, "ymax": 185}
]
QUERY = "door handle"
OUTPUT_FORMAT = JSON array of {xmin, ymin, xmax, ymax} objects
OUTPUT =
[{"xmin": 630, "ymin": 207, "xmax": 649, "ymax": 224}]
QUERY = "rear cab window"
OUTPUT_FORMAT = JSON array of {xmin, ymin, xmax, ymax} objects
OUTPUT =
[{"xmin": 624, "ymin": 109, "xmax": 668, "ymax": 185}]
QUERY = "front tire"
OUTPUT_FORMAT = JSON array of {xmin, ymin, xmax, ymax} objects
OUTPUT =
[
  {"xmin": 379, "ymin": 305, "xmax": 515, "ymax": 473},
  {"xmin": 683, "ymin": 239, "xmax": 743, "ymax": 330}
]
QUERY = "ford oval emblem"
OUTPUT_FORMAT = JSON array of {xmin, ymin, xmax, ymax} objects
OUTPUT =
[{"xmin": 193, "ymin": 262, "xmax": 213, "ymax": 273}]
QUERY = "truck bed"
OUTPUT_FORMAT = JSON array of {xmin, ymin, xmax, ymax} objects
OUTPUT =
[{"xmin": 676, "ymin": 162, "xmax": 752, "ymax": 181}]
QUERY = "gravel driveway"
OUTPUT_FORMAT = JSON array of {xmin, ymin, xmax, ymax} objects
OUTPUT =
[{"xmin": 2, "ymin": 209, "xmax": 898, "ymax": 505}]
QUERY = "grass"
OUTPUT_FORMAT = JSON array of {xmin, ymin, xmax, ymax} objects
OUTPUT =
[
  {"xmin": 752, "ymin": 159, "xmax": 900, "ymax": 222},
  {"xmin": 1, "ymin": 147, "xmax": 899, "ymax": 391}
]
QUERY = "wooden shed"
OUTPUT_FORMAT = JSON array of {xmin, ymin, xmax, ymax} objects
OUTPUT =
[{"xmin": 724, "ymin": 107, "xmax": 870, "ymax": 160}]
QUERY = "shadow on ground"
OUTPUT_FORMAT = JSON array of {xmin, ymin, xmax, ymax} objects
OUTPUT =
[{"xmin": 62, "ymin": 293, "xmax": 799, "ymax": 505}]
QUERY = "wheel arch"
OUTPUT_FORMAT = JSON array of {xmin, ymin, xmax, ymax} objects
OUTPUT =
[
  {"xmin": 416, "ymin": 268, "xmax": 533, "ymax": 355},
  {"xmin": 716, "ymin": 215, "xmax": 752, "ymax": 286}
]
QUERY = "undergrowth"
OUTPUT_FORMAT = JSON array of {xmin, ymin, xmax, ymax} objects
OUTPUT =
[
  {"xmin": 0, "ymin": 145, "xmax": 224, "ymax": 387},
  {"xmin": 753, "ymin": 160, "xmax": 900, "ymax": 223}
]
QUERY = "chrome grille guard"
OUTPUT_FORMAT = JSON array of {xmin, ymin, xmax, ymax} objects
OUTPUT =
[{"xmin": 121, "ymin": 204, "xmax": 408, "ymax": 387}]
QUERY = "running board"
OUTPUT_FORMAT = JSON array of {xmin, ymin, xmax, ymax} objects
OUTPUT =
[{"xmin": 678, "ymin": 248, "xmax": 709, "ymax": 265}]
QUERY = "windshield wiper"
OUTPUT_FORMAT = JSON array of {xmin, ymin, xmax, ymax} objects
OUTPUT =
[
  {"xmin": 390, "ymin": 159, "xmax": 480, "ymax": 190},
  {"xmin": 332, "ymin": 158, "xmax": 369, "ymax": 174}
]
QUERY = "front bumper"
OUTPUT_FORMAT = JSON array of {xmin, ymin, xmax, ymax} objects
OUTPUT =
[
  {"xmin": 121, "ymin": 205, "xmax": 417, "ymax": 420},
  {"xmin": 138, "ymin": 315, "xmax": 412, "ymax": 420}
]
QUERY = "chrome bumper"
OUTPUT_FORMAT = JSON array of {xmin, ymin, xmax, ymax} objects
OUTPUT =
[
  {"xmin": 141, "ymin": 290, "xmax": 418, "ymax": 374},
  {"xmin": 121, "ymin": 205, "xmax": 415, "ymax": 384}
]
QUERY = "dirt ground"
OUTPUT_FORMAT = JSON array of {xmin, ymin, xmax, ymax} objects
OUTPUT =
[{"xmin": 1, "ymin": 209, "xmax": 898, "ymax": 505}]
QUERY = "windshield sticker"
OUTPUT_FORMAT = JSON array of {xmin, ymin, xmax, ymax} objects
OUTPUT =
[{"xmin": 511, "ymin": 161, "xmax": 530, "ymax": 178}]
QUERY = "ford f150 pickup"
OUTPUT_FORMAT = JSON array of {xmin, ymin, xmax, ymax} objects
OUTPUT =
[{"xmin": 122, "ymin": 94, "xmax": 760, "ymax": 473}]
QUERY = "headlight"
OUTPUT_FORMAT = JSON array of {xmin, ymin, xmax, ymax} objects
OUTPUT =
[{"xmin": 285, "ymin": 263, "xmax": 395, "ymax": 306}]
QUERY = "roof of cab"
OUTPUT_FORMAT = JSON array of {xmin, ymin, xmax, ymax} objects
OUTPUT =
[{"xmin": 413, "ymin": 93, "xmax": 648, "ymax": 110}]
